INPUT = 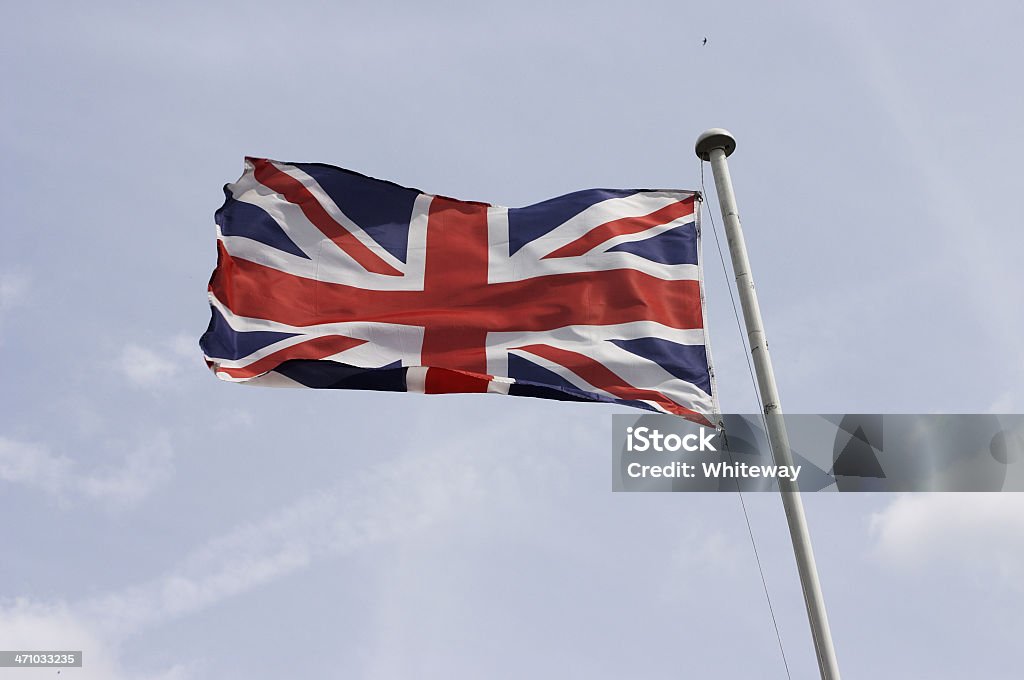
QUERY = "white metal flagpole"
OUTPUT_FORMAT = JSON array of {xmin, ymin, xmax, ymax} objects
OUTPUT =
[{"xmin": 695, "ymin": 128, "xmax": 842, "ymax": 680}]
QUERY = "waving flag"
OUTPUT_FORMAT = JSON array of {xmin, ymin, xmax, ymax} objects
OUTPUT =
[{"xmin": 201, "ymin": 158, "xmax": 718, "ymax": 425}]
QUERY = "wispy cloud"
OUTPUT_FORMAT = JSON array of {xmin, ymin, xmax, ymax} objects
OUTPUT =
[
  {"xmin": 870, "ymin": 493, "xmax": 1024, "ymax": 588},
  {"xmin": 0, "ymin": 426, "xmax": 499, "ymax": 678},
  {"xmin": 0, "ymin": 432, "xmax": 174, "ymax": 507},
  {"xmin": 0, "ymin": 599, "xmax": 192, "ymax": 680},
  {"xmin": 989, "ymin": 391, "xmax": 1020, "ymax": 414},
  {"xmin": 658, "ymin": 526, "xmax": 747, "ymax": 603},
  {"xmin": 116, "ymin": 333, "xmax": 202, "ymax": 388},
  {"xmin": 169, "ymin": 332, "xmax": 199, "ymax": 359},
  {"xmin": 0, "ymin": 390, "xmax": 616, "ymax": 679},
  {"xmin": 81, "ymin": 437, "xmax": 489, "ymax": 637},
  {"xmin": 816, "ymin": 1, "xmax": 1024, "ymax": 410},
  {"xmin": 0, "ymin": 437, "xmax": 72, "ymax": 495},
  {"xmin": 0, "ymin": 270, "xmax": 29, "ymax": 343},
  {"xmin": 78, "ymin": 433, "xmax": 175, "ymax": 506},
  {"xmin": 118, "ymin": 344, "xmax": 181, "ymax": 387},
  {"xmin": 1, "ymin": 413, "xmax": 565, "ymax": 677},
  {"xmin": 0, "ymin": 271, "xmax": 28, "ymax": 311}
]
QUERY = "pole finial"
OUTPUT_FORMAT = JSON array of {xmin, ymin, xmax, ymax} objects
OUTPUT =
[{"xmin": 695, "ymin": 128, "xmax": 737, "ymax": 161}]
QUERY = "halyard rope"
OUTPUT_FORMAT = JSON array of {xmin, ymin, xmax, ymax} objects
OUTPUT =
[{"xmin": 700, "ymin": 160, "xmax": 793, "ymax": 680}]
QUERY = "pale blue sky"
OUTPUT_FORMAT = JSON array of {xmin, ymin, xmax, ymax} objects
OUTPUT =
[{"xmin": 2, "ymin": 1, "xmax": 1024, "ymax": 678}]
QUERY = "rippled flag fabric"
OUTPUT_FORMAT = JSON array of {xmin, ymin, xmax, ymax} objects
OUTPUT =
[{"xmin": 201, "ymin": 158, "xmax": 719, "ymax": 425}]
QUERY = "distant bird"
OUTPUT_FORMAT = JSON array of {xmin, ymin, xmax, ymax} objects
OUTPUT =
[{"xmin": 702, "ymin": 37, "xmax": 708, "ymax": 46}]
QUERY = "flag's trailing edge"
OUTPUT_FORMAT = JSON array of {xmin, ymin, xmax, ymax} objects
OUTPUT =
[{"xmin": 201, "ymin": 158, "xmax": 720, "ymax": 426}]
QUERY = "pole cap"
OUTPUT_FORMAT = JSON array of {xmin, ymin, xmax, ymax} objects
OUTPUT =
[{"xmin": 695, "ymin": 128, "xmax": 737, "ymax": 160}]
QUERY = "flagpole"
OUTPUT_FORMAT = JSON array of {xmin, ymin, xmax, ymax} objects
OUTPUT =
[{"xmin": 695, "ymin": 129, "xmax": 842, "ymax": 680}]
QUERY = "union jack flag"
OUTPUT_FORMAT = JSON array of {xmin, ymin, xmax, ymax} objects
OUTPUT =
[{"xmin": 201, "ymin": 158, "xmax": 718, "ymax": 425}]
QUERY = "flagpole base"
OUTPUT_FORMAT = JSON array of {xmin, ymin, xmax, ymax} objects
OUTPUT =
[{"xmin": 695, "ymin": 128, "xmax": 737, "ymax": 161}]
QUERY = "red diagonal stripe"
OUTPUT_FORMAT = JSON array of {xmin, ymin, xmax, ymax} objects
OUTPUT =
[
  {"xmin": 216, "ymin": 334, "xmax": 367, "ymax": 379},
  {"xmin": 542, "ymin": 196, "xmax": 695, "ymax": 259},
  {"xmin": 512, "ymin": 343, "xmax": 710, "ymax": 424},
  {"xmin": 249, "ymin": 158, "xmax": 402, "ymax": 277}
]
